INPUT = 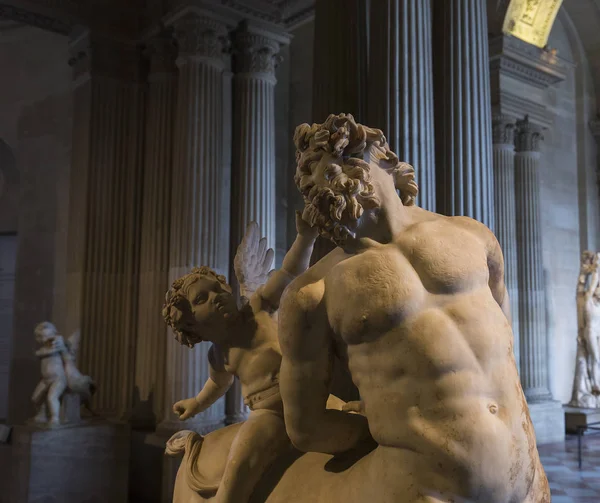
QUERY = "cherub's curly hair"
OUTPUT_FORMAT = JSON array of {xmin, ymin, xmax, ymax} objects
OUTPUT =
[
  {"xmin": 162, "ymin": 266, "xmax": 231, "ymax": 347},
  {"xmin": 293, "ymin": 113, "xmax": 418, "ymax": 206}
]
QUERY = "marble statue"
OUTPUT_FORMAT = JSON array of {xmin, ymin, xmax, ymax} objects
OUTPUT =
[
  {"xmin": 168, "ymin": 113, "xmax": 549, "ymax": 503},
  {"xmin": 570, "ymin": 250, "xmax": 600, "ymax": 408},
  {"xmin": 31, "ymin": 322, "xmax": 96, "ymax": 426},
  {"xmin": 164, "ymin": 215, "xmax": 346, "ymax": 503}
]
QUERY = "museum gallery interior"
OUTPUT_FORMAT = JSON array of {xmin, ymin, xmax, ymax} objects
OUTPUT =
[{"xmin": 0, "ymin": 0, "xmax": 599, "ymax": 502}]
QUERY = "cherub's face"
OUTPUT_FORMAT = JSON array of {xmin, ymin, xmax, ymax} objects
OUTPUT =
[
  {"xmin": 34, "ymin": 323, "xmax": 57, "ymax": 344},
  {"xmin": 181, "ymin": 277, "xmax": 238, "ymax": 345}
]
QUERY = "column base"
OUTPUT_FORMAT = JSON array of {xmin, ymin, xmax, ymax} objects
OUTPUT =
[
  {"xmin": 527, "ymin": 400, "xmax": 565, "ymax": 445},
  {"xmin": 9, "ymin": 419, "xmax": 130, "ymax": 503}
]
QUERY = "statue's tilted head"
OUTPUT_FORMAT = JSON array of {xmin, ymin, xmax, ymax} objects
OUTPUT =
[
  {"xmin": 162, "ymin": 267, "xmax": 237, "ymax": 348},
  {"xmin": 34, "ymin": 321, "xmax": 58, "ymax": 344},
  {"xmin": 293, "ymin": 113, "xmax": 418, "ymax": 245}
]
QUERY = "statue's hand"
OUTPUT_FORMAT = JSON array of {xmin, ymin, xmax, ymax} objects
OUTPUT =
[
  {"xmin": 173, "ymin": 398, "xmax": 201, "ymax": 421},
  {"xmin": 295, "ymin": 210, "xmax": 319, "ymax": 240},
  {"xmin": 52, "ymin": 337, "xmax": 67, "ymax": 353},
  {"xmin": 342, "ymin": 400, "xmax": 365, "ymax": 415}
]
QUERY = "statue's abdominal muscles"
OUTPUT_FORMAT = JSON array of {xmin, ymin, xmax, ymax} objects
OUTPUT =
[{"xmin": 325, "ymin": 244, "xmax": 538, "ymax": 500}]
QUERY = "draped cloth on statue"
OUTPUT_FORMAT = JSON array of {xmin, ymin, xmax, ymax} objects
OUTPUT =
[{"xmin": 167, "ymin": 424, "xmax": 243, "ymax": 497}]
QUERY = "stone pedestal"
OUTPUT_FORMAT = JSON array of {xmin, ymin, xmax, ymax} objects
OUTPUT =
[
  {"xmin": 9, "ymin": 421, "xmax": 130, "ymax": 503},
  {"xmin": 528, "ymin": 401, "xmax": 565, "ymax": 445},
  {"xmin": 564, "ymin": 406, "xmax": 600, "ymax": 434}
]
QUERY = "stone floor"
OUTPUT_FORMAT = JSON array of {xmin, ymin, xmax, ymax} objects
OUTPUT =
[{"xmin": 539, "ymin": 433, "xmax": 600, "ymax": 502}]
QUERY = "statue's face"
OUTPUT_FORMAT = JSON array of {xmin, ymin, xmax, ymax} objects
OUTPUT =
[
  {"xmin": 181, "ymin": 277, "xmax": 237, "ymax": 345},
  {"xmin": 35, "ymin": 323, "xmax": 57, "ymax": 344},
  {"xmin": 297, "ymin": 153, "xmax": 379, "ymax": 246}
]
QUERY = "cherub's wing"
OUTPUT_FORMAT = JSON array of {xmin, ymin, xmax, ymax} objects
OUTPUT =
[
  {"xmin": 66, "ymin": 330, "xmax": 81, "ymax": 359},
  {"xmin": 233, "ymin": 221, "xmax": 275, "ymax": 299}
]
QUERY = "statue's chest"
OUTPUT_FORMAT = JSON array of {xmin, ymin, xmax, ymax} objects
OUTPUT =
[
  {"xmin": 325, "ymin": 238, "xmax": 488, "ymax": 344},
  {"xmin": 325, "ymin": 248, "xmax": 425, "ymax": 344}
]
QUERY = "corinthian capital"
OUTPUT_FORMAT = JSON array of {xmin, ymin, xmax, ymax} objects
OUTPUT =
[
  {"xmin": 515, "ymin": 115, "xmax": 544, "ymax": 153},
  {"xmin": 233, "ymin": 29, "xmax": 282, "ymax": 79},
  {"xmin": 144, "ymin": 30, "xmax": 177, "ymax": 77},
  {"xmin": 492, "ymin": 114, "xmax": 515, "ymax": 146},
  {"xmin": 173, "ymin": 14, "xmax": 229, "ymax": 64}
]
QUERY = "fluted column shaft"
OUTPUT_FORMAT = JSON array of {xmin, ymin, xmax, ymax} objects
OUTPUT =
[
  {"xmin": 132, "ymin": 33, "xmax": 177, "ymax": 427},
  {"xmin": 228, "ymin": 26, "xmax": 285, "ymax": 424},
  {"xmin": 231, "ymin": 28, "xmax": 281, "ymax": 254},
  {"xmin": 66, "ymin": 32, "xmax": 145, "ymax": 419},
  {"xmin": 492, "ymin": 115, "xmax": 520, "ymax": 371},
  {"xmin": 433, "ymin": 0, "xmax": 494, "ymax": 229},
  {"xmin": 368, "ymin": 0, "xmax": 436, "ymax": 211},
  {"xmin": 309, "ymin": 0, "xmax": 368, "ymax": 264},
  {"xmin": 514, "ymin": 117, "xmax": 551, "ymax": 402},
  {"xmin": 159, "ymin": 14, "xmax": 230, "ymax": 433}
]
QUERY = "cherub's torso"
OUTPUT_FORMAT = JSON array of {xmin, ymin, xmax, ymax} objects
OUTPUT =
[{"xmin": 223, "ymin": 308, "xmax": 282, "ymax": 408}]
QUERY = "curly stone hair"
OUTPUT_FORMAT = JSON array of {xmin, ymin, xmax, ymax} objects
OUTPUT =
[
  {"xmin": 293, "ymin": 113, "xmax": 419, "ymax": 207},
  {"xmin": 162, "ymin": 266, "xmax": 232, "ymax": 347}
]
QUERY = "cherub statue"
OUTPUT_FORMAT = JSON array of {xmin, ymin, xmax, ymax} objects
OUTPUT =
[
  {"xmin": 570, "ymin": 251, "xmax": 600, "ymax": 408},
  {"xmin": 163, "ymin": 214, "xmax": 345, "ymax": 503},
  {"xmin": 31, "ymin": 322, "xmax": 96, "ymax": 426}
]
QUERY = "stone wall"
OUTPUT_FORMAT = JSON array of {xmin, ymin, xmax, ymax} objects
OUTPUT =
[
  {"xmin": 544, "ymin": 16, "xmax": 599, "ymax": 404},
  {"xmin": 0, "ymin": 24, "xmax": 72, "ymax": 423}
]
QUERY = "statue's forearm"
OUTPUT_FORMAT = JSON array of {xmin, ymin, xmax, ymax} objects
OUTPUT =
[
  {"xmin": 194, "ymin": 376, "xmax": 232, "ymax": 411},
  {"xmin": 281, "ymin": 234, "xmax": 316, "ymax": 277},
  {"xmin": 289, "ymin": 408, "xmax": 370, "ymax": 455}
]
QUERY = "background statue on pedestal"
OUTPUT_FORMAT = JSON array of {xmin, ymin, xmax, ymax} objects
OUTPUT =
[
  {"xmin": 570, "ymin": 251, "xmax": 600, "ymax": 408},
  {"xmin": 168, "ymin": 113, "xmax": 549, "ymax": 503},
  {"xmin": 31, "ymin": 322, "xmax": 96, "ymax": 426}
]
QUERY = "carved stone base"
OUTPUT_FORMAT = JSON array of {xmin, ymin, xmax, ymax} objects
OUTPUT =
[
  {"xmin": 564, "ymin": 405, "xmax": 600, "ymax": 433},
  {"xmin": 8, "ymin": 420, "xmax": 130, "ymax": 503},
  {"xmin": 528, "ymin": 400, "xmax": 565, "ymax": 444}
]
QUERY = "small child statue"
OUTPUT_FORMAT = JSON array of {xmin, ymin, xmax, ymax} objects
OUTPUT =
[{"xmin": 31, "ymin": 322, "xmax": 96, "ymax": 426}]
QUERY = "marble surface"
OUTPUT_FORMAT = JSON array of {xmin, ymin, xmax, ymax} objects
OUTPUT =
[{"xmin": 539, "ymin": 434, "xmax": 600, "ymax": 502}]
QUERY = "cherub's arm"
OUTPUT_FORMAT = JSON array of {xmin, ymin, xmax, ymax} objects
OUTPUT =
[
  {"xmin": 173, "ymin": 345, "xmax": 234, "ymax": 420},
  {"xmin": 279, "ymin": 281, "xmax": 370, "ymax": 455},
  {"xmin": 260, "ymin": 212, "xmax": 318, "ymax": 311}
]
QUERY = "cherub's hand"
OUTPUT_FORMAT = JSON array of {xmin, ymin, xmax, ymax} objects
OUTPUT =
[
  {"xmin": 295, "ymin": 210, "xmax": 319, "ymax": 240},
  {"xmin": 173, "ymin": 398, "xmax": 202, "ymax": 421},
  {"xmin": 52, "ymin": 337, "xmax": 67, "ymax": 353}
]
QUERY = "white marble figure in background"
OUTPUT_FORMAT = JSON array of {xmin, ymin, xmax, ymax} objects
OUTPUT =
[
  {"xmin": 570, "ymin": 251, "xmax": 600, "ymax": 408},
  {"xmin": 163, "ymin": 216, "xmax": 346, "ymax": 503},
  {"xmin": 31, "ymin": 322, "xmax": 96, "ymax": 426}
]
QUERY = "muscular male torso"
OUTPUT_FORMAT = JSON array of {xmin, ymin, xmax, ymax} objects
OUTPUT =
[{"xmin": 299, "ymin": 209, "xmax": 549, "ymax": 502}]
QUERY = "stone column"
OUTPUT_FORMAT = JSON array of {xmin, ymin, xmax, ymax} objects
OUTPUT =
[
  {"xmin": 64, "ymin": 31, "xmax": 145, "ymax": 420},
  {"xmin": 492, "ymin": 114, "xmax": 520, "ymax": 371},
  {"xmin": 368, "ymin": 0, "xmax": 436, "ymax": 211},
  {"xmin": 309, "ymin": 0, "xmax": 369, "ymax": 264},
  {"xmin": 514, "ymin": 116, "xmax": 551, "ymax": 402},
  {"xmin": 433, "ymin": 0, "xmax": 494, "ymax": 230},
  {"xmin": 228, "ymin": 24, "xmax": 288, "ymax": 424},
  {"xmin": 158, "ymin": 12, "xmax": 231, "ymax": 434},
  {"xmin": 132, "ymin": 31, "xmax": 177, "ymax": 427}
]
